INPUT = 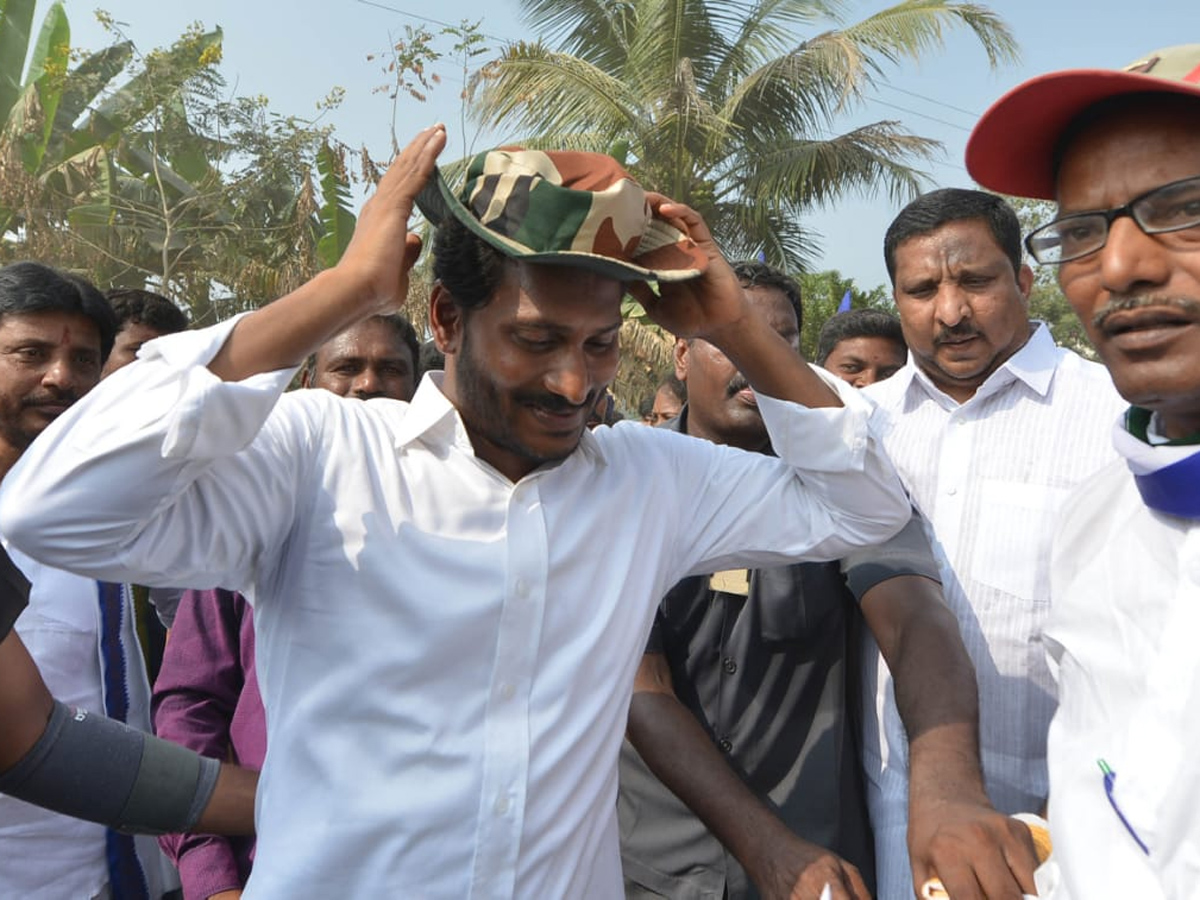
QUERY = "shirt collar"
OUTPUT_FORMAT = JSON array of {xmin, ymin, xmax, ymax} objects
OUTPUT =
[
  {"xmin": 392, "ymin": 371, "xmax": 608, "ymax": 470},
  {"xmin": 899, "ymin": 321, "xmax": 1057, "ymax": 409}
]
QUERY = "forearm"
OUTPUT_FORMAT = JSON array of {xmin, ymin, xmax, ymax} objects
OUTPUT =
[
  {"xmin": 208, "ymin": 269, "xmax": 373, "ymax": 382},
  {"xmin": 627, "ymin": 690, "xmax": 789, "ymax": 879},
  {"xmin": 879, "ymin": 581, "xmax": 988, "ymax": 806},
  {"xmin": 192, "ymin": 763, "xmax": 258, "ymax": 834}
]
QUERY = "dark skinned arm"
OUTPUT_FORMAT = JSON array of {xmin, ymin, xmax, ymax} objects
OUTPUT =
[
  {"xmin": 0, "ymin": 631, "xmax": 256, "ymax": 835},
  {"xmin": 627, "ymin": 652, "xmax": 870, "ymax": 900},
  {"xmin": 860, "ymin": 575, "xmax": 1037, "ymax": 899}
]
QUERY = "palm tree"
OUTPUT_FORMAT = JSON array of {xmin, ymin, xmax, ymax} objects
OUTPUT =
[{"xmin": 473, "ymin": 0, "xmax": 1017, "ymax": 271}]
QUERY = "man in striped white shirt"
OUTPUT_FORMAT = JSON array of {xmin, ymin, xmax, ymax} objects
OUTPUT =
[{"xmin": 860, "ymin": 188, "xmax": 1125, "ymax": 898}]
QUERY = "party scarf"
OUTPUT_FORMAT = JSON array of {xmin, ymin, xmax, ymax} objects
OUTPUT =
[{"xmin": 1126, "ymin": 407, "xmax": 1200, "ymax": 520}]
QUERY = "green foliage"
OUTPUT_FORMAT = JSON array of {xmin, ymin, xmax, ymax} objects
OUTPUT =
[
  {"xmin": 315, "ymin": 141, "xmax": 357, "ymax": 269},
  {"xmin": 797, "ymin": 269, "xmax": 893, "ymax": 358},
  {"xmin": 474, "ymin": 0, "xmax": 1019, "ymax": 272},
  {"xmin": 0, "ymin": 10, "xmax": 340, "ymax": 324},
  {"xmin": 1007, "ymin": 195, "xmax": 1097, "ymax": 358}
]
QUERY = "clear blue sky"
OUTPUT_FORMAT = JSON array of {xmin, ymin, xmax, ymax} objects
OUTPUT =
[{"xmin": 39, "ymin": 0, "xmax": 1198, "ymax": 291}]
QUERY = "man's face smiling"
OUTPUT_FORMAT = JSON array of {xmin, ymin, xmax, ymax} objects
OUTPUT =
[
  {"xmin": 0, "ymin": 310, "xmax": 102, "ymax": 468},
  {"xmin": 1054, "ymin": 99, "xmax": 1200, "ymax": 439},
  {"xmin": 892, "ymin": 218, "xmax": 1033, "ymax": 403},
  {"xmin": 437, "ymin": 262, "xmax": 623, "ymax": 482},
  {"xmin": 676, "ymin": 285, "xmax": 799, "ymax": 451}
]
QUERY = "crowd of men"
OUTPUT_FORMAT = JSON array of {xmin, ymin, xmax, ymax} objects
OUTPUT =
[{"xmin": 0, "ymin": 40, "xmax": 1196, "ymax": 900}]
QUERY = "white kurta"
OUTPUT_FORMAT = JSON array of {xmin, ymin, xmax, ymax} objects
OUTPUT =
[
  {"xmin": 0, "ymin": 317, "xmax": 910, "ymax": 900},
  {"xmin": 861, "ymin": 324, "xmax": 1124, "ymax": 897}
]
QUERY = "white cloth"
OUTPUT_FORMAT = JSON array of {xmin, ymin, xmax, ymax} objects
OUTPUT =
[
  {"xmin": 0, "ymin": 316, "xmax": 909, "ymax": 900},
  {"xmin": 1037, "ymin": 426, "xmax": 1200, "ymax": 899},
  {"xmin": 0, "ymin": 554, "xmax": 173, "ymax": 899},
  {"xmin": 860, "ymin": 324, "xmax": 1124, "ymax": 897}
]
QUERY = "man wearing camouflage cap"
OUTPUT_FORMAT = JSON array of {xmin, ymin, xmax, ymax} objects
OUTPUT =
[
  {"xmin": 966, "ymin": 44, "xmax": 1200, "ymax": 896},
  {"xmin": 0, "ymin": 126, "xmax": 910, "ymax": 897}
]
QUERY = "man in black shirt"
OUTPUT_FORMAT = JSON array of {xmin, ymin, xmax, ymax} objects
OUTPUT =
[{"xmin": 618, "ymin": 261, "xmax": 1037, "ymax": 900}]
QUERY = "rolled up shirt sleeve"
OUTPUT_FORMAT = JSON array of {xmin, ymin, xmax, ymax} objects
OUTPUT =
[
  {"xmin": 663, "ymin": 366, "xmax": 911, "ymax": 579},
  {"xmin": 0, "ymin": 317, "xmax": 308, "ymax": 591}
]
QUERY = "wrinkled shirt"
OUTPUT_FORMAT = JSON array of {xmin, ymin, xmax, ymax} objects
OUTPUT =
[
  {"xmin": 0, "ymin": 316, "xmax": 909, "ymax": 899},
  {"xmin": 1039, "ymin": 425, "xmax": 1200, "ymax": 899}
]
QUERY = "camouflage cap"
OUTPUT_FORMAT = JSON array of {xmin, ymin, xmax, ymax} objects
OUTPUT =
[
  {"xmin": 416, "ymin": 147, "xmax": 708, "ymax": 282},
  {"xmin": 967, "ymin": 43, "xmax": 1200, "ymax": 200}
]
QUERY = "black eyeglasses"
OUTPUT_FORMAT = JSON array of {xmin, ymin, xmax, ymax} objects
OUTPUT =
[{"xmin": 1025, "ymin": 175, "xmax": 1200, "ymax": 265}]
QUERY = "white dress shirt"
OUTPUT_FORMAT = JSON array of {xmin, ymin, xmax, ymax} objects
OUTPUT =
[
  {"xmin": 860, "ymin": 324, "xmax": 1124, "ymax": 897},
  {"xmin": 0, "ymin": 317, "xmax": 909, "ymax": 900},
  {"xmin": 1037, "ymin": 425, "xmax": 1200, "ymax": 899}
]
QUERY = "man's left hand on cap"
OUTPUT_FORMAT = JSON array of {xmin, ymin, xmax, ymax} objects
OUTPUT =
[
  {"xmin": 335, "ymin": 124, "xmax": 447, "ymax": 316},
  {"xmin": 630, "ymin": 194, "xmax": 748, "ymax": 343}
]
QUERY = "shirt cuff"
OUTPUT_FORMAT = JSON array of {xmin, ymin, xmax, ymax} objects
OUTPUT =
[
  {"xmin": 134, "ymin": 315, "xmax": 300, "ymax": 460},
  {"xmin": 169, "ymin": 836, "xmax": 245, "ymax": 898},
  {"xmin": 756, "ymin": 365, "xmax": 876, "ymax": 473}
]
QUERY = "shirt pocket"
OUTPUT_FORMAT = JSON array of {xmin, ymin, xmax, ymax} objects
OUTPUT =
[{"xmin": 970, "ymin": 480, "xmax": 1071, "ymax": 601}]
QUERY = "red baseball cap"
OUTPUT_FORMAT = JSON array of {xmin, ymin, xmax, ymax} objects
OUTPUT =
[{"xmin": 966, "ymin": 44, "xmax": 1200, "ymax": 200}]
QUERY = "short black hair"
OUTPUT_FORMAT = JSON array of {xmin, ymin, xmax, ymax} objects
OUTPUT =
[
  {"xmin": 105, "ymin": 288, "xmax": 189, "ymax": 336},
  {"xmin": 883, "ymin": 188, "xmax": 1022, "ymax": 283},
  {"xmin": 730, "ymin": 260, "xmax": 803, "ymax": 331},
  {"xmin": 0, "ymin": 262, "xmax": 117, "ymax": 360},
  {"xmin": 431, "ymin": 216, "xmax": 510, "ymax": 310},
  {"xmin": 302, "ymin": 313, "xmax": 422, "ymax": 382},
  {"xmin": 816, "ymin": 309, "xmax": 907, "ymax": 365}
]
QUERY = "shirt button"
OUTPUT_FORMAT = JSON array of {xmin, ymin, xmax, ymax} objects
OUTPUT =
[
  {"xmin": 946, "ymin": 486, "xmax": 958, "ymax": 496},
  {"xmin": 719, "ymin": 738, "xmax": 733, "ymax": 753},
  {"xmin": 514, "ymin": 579, "xmax": 529, "ymax": 598},
  {"xmin": 499, "ymin": 683, "xmax": 515, "ymax": 700},
  {"xmin": 722, "ymin": 657, "xmax": 738, "ymax": 675},
  {"xmin": 494, "ymin": 795, "xmax": 510, "ymax": 815}
]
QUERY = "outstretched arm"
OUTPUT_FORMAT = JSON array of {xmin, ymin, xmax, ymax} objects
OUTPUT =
[
  {"xmin": 627, "ymin": 652, "xmax": 870, "ymax": 900},
  {"xmin": 0, "ymin": 630, "xmax": 257, "ymax": 836}
]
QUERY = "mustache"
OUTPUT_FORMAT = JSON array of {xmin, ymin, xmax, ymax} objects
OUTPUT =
[
  {"xmin": 933, "ymin": 323, "xmax": 981, "ymax": 345},
  {"xmin": 516, "ymin": 390, "xmax": 596, "ymax": 414},
  {"xmin": 22, "ymin": 388, "xmax": 78, "ymax": 408},
  {"xmin": 1092, "ymin": 295, "xmax": 1200, "ymax": 330},
  {"xmin": 725, "ymin": 375, "xmax": 750, "ymax": 397}
]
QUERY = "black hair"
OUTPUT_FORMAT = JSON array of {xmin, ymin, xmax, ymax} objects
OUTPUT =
[
  {"xmin": 730, "ymin": 260, "xmax": 803, "ymax": 331},
  {"xmin": 657, "ymin": 372, "xmax": 686, "ymax": 403},
  {"xmin": 104, "ymin": 288, "xmax": 189, "ymax": 336},
  {"xmin": 302, "ymin": 312, "xmax": 422, "ymax": 382},
  {"xmin": 431, "ymin": 216, "xmax": 510, "ymax": 310},
  {"xmin": 0, "ymin": 262, "xmax": 117, "ymax": 360},
  {"xmin": 883, "ymin": 188, "xmax": 1022, "ymax": 283},
  {"xmin": 815, "ymin": 309, "xmax": 907, "ymax": 365}
]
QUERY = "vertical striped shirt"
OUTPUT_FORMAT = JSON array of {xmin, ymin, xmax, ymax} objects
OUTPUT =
[{"xmin": 860, "ymin": 323, "xmax": 1125, "ymax": 897}]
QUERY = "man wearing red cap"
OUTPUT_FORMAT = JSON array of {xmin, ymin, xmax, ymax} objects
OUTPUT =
[
  {"xmin": 0, "ymin": 128, "xmax": 910, "ymax": 898},
  {"xmin": 966, "ymin": 44, "xmax": 1200, "ymax": 897}
]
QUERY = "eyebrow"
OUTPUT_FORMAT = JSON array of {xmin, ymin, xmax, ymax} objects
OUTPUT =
[{"xmin": 510, "ymin": 320, "xmax": 623, "ymax": 337}]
